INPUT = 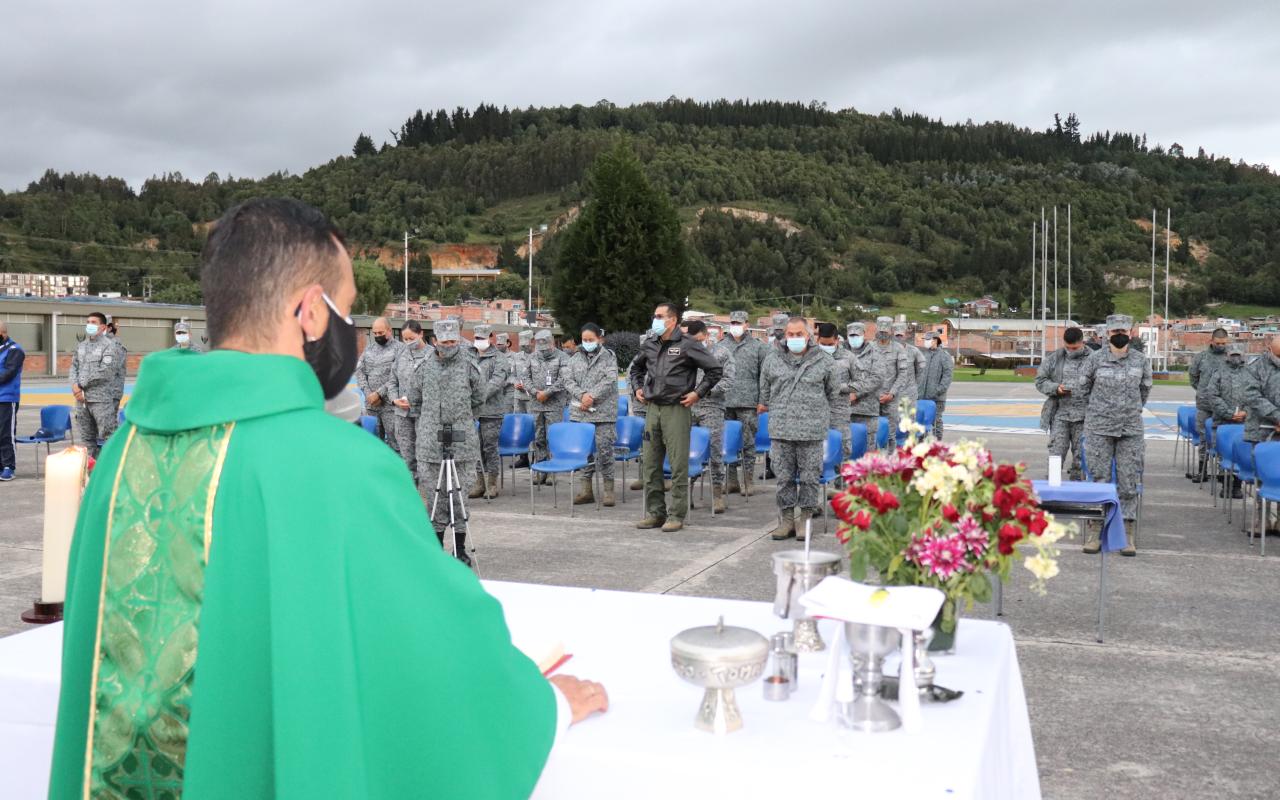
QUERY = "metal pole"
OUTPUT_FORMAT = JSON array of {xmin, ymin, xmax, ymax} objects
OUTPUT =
[
  {"xmin": 1041, "ymin": 208, "xmax": 1048, "ymax": 360},
  {"xmin": 1164, "ymin": 208, "xmax": 1171, "ymax": 370},
  {"xmin": 1031, "ymin": 221, "xmax": 1037, "ymax": 361},
  {"xmin": 1053, "ymin": 206, "xmax": 1059, "ymax": 324},
  {"xmin": 1150, "ymin": 208, "xmax": 1156, "ymax": 325},
  {"xmin": 527, "ymin": 227, "xmax": 534, "ymax": 323},
  {"xmin": 1067, "ymin": 204, "xmax": 1072, "ymax": 322},
  {"xmin": 403, "ymin": 231, "xmax": 410, "ymax": 316}
]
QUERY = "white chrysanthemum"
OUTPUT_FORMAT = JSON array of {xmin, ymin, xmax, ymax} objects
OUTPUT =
[{"xmin": 1024, "ymin": 554, "xmax": 1060, "ymax": 580}]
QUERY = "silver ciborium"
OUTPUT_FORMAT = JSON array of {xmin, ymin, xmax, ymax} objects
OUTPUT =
[
  {"xmin": 772, "ymin": 550, "xmax": 841, "ymax": 652},
  {"xmin": 843, "ymin": 622, "xmax": 902, "ymax": 732},
  {"xmin": 670, "ymin": 616, "xmax": 769, "ymax": 734}
]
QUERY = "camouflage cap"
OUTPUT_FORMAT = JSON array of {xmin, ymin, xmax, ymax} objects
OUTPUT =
[
  {"xmin": 729, "ymin": 310, "xmax": 748, "ymax": 324},
  {"xmin": 473, "ymin": 324, "xmax": 492, "ymax": 338},
  {"xmin": 534, "ymin": 329, "xmax": 554, "ymax": 343},
  {"xmin": 892, "ymin": 321, "xmax": 909, "ymax": 335},
  {"xmin": 876, "ymin": 315, "xmax": 893, "ymax": 326},
  {"xmin": 518, "ymin": 329, "xmax": 534, "ymax": 343},
  {"xmin": 1227, "ymin": 342, "xmax": 1248, "ymax": 355},
  {"xmin": 923, "ymin": 330, "xmax": 942, "ymax": 340},
  {"xmin": 494, "ymin": 332, "xmax": 510, "ymax": 345},
  {"xmin": 771, "ymin": 312, "xmax": 789, "ymax": 329},
  {"xmin": 1105, "ymin": 314, "xmax": 1134, "ymax": 331},
  {"xmin": 173, "ymin": 321, "xmax": 190, "ymax": 333},
  {"xmin": 434, "ymin": 319, "xmax": 460, "ymax": 342},
  {"xmin": 847, "ymin": 322, "xmax": 866, "ymax": 336}
]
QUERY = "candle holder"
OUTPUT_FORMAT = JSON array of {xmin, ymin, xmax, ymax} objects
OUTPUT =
[{"xmin": 21, "ymin": 601, "xmax": 63, "ymax": 625}]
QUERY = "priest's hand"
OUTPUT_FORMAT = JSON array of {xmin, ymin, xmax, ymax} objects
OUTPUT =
[
  {"xmin": 550, "ymin": 675, "xmax": 609, "ymax": 724},
  {"xmin": 367, "ymin": 392, "xmax": 382, "ymax": 407}
]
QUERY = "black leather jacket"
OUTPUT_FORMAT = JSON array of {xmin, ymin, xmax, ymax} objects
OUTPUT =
[{"xmin": 629, "ymin": 328, "xmax": 723, "ymax": 405}]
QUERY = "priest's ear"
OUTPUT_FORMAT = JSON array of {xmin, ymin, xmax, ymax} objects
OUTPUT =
[{"xmin": 295, "ymin": 284, "xmax": 330, "ymax": 344}]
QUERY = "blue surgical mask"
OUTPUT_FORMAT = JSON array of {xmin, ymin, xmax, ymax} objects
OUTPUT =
[
  {"xmin": 85, "ymin": 323, "xmax": 100, "ymax": 337},
  {"xmin": 849, "ymin": 335, "xmax": 864, "ymax": 349},
  {"xmin": 786, "ymin": 337, "xmax": 807, "ymax": 354},
  {"xmin": 818, "ymin": 344, "xmax": 836, "ymax": 354},
  {"xmin": 650, "ymin": 317, "xmax": 667, "ymax": 335},
  {"xmin": 582, "ymin": 341, "xmax": 598, "ymax": 353}
]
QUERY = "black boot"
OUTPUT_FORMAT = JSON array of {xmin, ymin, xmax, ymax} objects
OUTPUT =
[
  {"xmin": 1190, "ymin": 458, "xmax": 1209, "ymax": 483},
  {"xmin": 514, "ymin": 454, "xmax": 530, "ymax": 469},
  {"xmin": 765, "ymin": 454, "xmax": 776, "ymax": 480},
  {"xmin": 453, "ymin": 529, "xmax": 473, "ymax": 567},
  {"xmin": 1230, "ymin": 478, "xmax": 1244, "ymax": 500}
]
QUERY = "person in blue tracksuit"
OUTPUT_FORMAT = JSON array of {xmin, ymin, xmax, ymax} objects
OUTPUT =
[{"xmin": 0, "ymin": 321, "xmax": 25, "ymax": 480}]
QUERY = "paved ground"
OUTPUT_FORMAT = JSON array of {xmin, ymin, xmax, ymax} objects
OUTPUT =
[{"xmin": 2, "ymin": 380, "xmax": 1278, "ymax": 798}]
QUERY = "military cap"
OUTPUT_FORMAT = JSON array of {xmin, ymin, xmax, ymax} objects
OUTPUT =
[
  {"xmin": 771, "ymin": 312, "xmax": 789, "ymax": 329},
  {"xmin": 1227, "ymin": 342, "xmax": 1247, "ymax": 356},
  {"xmin": 434, "ymin": 319, "xmax": 460, "ymax": 342},
  {"xmin": 473, "ymin": 324, "xmax": 492, "ymax": 338},
  {"xmin": 174, "ymin": 321, "xmax": 190, "ymax": 333},
  {"xmin": 729, "ymin": 310, "xmax": 748, "ymax": 324},
  {"xmin": 847, "ymin": 322, "xmax": 867, "ymax": 337},
  {"xmin": 876, "ymin": 315, "xmax": 893, "ymax": 326},
  {"xmin": 1105, "ymin": 314, "xmax": 1134, "ymax": 331},
  {"xmin": 923, "ymin": 330, "xmax": 942, "ymax": 340},
  {"xmin": 892, "ymin": 321, "xmax": 909, "ymax": 335},
  {"xmin": 534, "ymin": 329, "xmax": 554, "ymax": 342},
  {"xmin": 518, "ymin": 329, "xmax": 534, "ymax": 343},
  {"xmin": 494, "ymin": 332, "xmax": 510, "ymax": 345}
]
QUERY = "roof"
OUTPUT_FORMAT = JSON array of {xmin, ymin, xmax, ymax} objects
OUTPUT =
[
  {"xmin": 945, "ymin": 317, "xmax": 1079, "ymax": 331},
  {"xmin": 434, "ymin": 268, "xmax": 502, "ymax": 277}
]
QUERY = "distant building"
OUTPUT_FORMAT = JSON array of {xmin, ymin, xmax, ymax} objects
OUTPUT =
[
  {"xmin": 384, "ymin": 298, "xmax": 530, "ymax": 326},
  {"xmin": 434, "ymin": 268, "xmax": 502, "ymax": 284},
  {"xmin": 961, "ymin": 296, "xmax": 1001, "ymax": 318},
  {"xmin": 0, "ymin": 272, "xmax": 89, "ymax": 298}
]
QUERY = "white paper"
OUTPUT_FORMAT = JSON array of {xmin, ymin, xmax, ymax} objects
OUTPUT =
[
  {"xmin": 799, "ymin": 576, "xmax": 944, "ymax": 632},
  {"xmin": 1048, "ymin": 455, "xmax": 1063, "ymax": 487}
]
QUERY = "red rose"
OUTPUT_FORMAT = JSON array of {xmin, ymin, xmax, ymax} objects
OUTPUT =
[
  {"xmin": 983, "ymin": 465, "xmax": 994, "ymax": 479},
  {"xmin": 1015, "ymin": 507, "xmax": 1033, "ymax": 524},
  {"xmin": 1027, "ymin": 512, "xmax": 1049, "ymax": 536},
  {"xmin": 831, "ymin": 492, "xmax": 858, "ymax": 524},
  {"xmin": 872, "ymin": 490, "xmax": 901, "ymax": 514},
  {"xmin": 994, "ymin": 464, "xmax": 1019, "ymax": 486},
  {"xmin": 1006, "ymin": 485, "xmax": 1028, "ymax": 505},
  {"xmin": 942, "ymin": 503, "xmax": 960, "ymax": 523},
  {"xmin": 997, "ymin": 523, "xmax": 1025, "ymax": 555},
  {"xmin": 992, "ymin": 487, "xmax": 1017, "ymax": 517},
  {"xmin": 835, "ymin": 525, "xmax": 852, "ymax": 544},
  {"xmin": 851, "ymin": 509, "xmax": 873, "ymax": 530}
]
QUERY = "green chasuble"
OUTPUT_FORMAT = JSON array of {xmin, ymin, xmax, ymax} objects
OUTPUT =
[{"xmin": 49, "ymin": 349, "xmax": 556, "ymax": 799}]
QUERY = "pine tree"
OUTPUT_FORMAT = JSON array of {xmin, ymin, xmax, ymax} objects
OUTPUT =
[
  {"xmin": 550, "ymin": 140, "xmax": 689, "ymax": 333},
  {"xmin": 352, "ymin": 133, "xmax": 377, "ymax": 157}
]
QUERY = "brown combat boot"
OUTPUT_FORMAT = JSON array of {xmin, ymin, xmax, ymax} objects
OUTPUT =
[
  {"xmin": 636, "ymin": 515, "xmax": 666, "ymax": 529},
  {"xmin": 770, "ymin": 512, "xmax": 796, "ymax": 541},
  {"xmin": 741, "ymin": 471, "xmax": 755, "ymax": 497},
  {"xmin": 1082, "ymin": 522, "xmax": 1101, "ymax": 554},
  {"xmin": 485, "ymin": 474, "xmax": 499, "ymax": 499},
  {"xmin": 468, "ymin": 480, "xmax": 485, "ymax": 500},
  {"xmin": 712, "ymin": 485, "xmax": 727, "ymax": 514},
  {"xmin": 662, "ymin": 518, "xmax": 685, "ymax": 532},
  {"xmin": 573, "ymin": 476, "xmax": 595, "ymax": 505},
  {"xmin": 1121, "ymin": 528, "xmax": 1136, "ymax": 557},
  {"xmin": 602, "ymin": 479, "xmax": 616, "ymax": 508},
  {"xmin": 630, "ymin": 477, "xmax": 644, "ymax": 491},
  {"xmin": 796, "ymin": 510, "xmax": 815, "ymax": 542},
  {"xmin": 727, "ymin": 470, "xmax": 742, "ymax": 495}
]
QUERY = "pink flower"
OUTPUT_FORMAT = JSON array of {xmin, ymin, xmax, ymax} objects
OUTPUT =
[
  {"xmin": 915, "ymin": 532, "xmax": 970, "ymax": 580},
  {"xmin": 955, "ymin": 514, "xmax": 988, "ymax": 556}
]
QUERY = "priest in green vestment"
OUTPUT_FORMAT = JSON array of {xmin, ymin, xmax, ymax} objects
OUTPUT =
[{"xmin": 49, "ymin": 198, "xmax": 608, "ymax": 799}]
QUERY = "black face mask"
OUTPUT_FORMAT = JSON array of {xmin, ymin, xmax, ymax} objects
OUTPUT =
[
  {"xmin": 1109, "ymin": 334, "xmax": 1131, "ymax": 350},
  {"xmin": 1067, "ymin": 347, "xmax": 1088, "ymax": 358},
  {"xmin": 374, "ymin": 334, "xmax": 388, "ymax": 346},
  {"xmin": 299, "ymin": 293, "xmax": 358, "ymax": 400},
  {"xmin": 1211, "ymin": 344, "xmax": 1226, "ymax": 354}
]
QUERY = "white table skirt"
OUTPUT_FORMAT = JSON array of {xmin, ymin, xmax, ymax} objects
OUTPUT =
[{"xmin": 0, "ymin": 582, "xmax": 1040, "ymax": 799}]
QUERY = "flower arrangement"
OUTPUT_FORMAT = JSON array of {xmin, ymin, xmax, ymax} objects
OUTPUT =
[{"xmin": 830, "ymin": 404, "xmax": 1064, "ymax": 644}]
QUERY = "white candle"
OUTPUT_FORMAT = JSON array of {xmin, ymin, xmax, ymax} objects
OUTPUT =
[
  {"xmin": 41, "ymin": 447, "xmax": 87, "ymax": 604},
  {"xmin": 1048, "ymin": 456, "xmax": 1063, "ymax": 487}
]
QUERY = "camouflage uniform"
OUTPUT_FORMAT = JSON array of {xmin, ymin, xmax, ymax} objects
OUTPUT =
[
  {"xmin": 842, "ymin": 324, "xmax": 884, "ymax": 460},
  {"xmin": 1242, "ymin": 351, "xmax": 1280, "ymax": 445},
  {"xmin": 415, "ymin": 328, "xmax": 484, "ymax": 548},
  {"xmin": 759, "ymin": 345, "xmax": 839, "ymax": 530},
  {"xmin": 172, "ymin": 321, "xmax": 203, "ymax": 353},
  {"xmin": 825, "ymin": 346, "xmax": 854, "ymax": 461},
  {"xmin": 105, "ymin": 331, "xmax": 127, "ymax": 411},
  {"xmin": 69, "ymin": 333, "xmax": 120, "ymax": 455},
  {"xmin": 387, "ymin": 340, "xmax": 429, "ymax": 479},
  {"xmin": 1205, "ymin": 351, "xmax": 1252, "ymax": 426},
  {"xmin": 1188, "ymin": 344, "xmax": 1228, "ymax": 471},
  {"xmin": 893, "ymin": 323, "xmax": 925, "ymax": 401},
  {"xmin": 917, "ymin": 338, "xmax": 953, "ymax": 439},
  {"xmin": 720, "ymin": 312, "xmax": 768, "ymax": 491},
  {"xmin": 472, "ymin": 328, "xmax": 511, "ymax": 485},
  {"xmin": 494, "ymin": 333, "xmax": 515, "ymax": 411},
  {"xmin": 565, "ymin": 344, "xmax": 620, "ymax": 484},
  {"xmin": 1035, "ymin": 346, "xmax": 1092, "ymax": 481},
  {"xmin": 527, "ymin": 331, "xmax": 570, "ymax": 471},
  {"xmin": 510, "ymin": 331, "xmax": 534, "ymax": 414},
  {"xmin": 1080, "ymin": 329, "xmax": 1152, "ymax": 522},
  {"xmin": 355, "ymin": 334, "xmax": 404, "ymax": 454},
  {"xmin": 872, "ymin": 320, "xmax": 912, "ymax": 451},
  {"xmin": 693, "ymin": 338, "xmax": 735, "ymax": 488}
]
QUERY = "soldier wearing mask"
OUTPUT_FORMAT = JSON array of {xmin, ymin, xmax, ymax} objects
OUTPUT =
[
  {"xmin": 69, "ymin": 311, "xmax": 120, "ymax": 456},
  {"xmin": 1187, "ymin": 328, "xmax": 1230, "ymax": 482},
  {"xmin": 511, "ymin": 330, "xmax": 535, "ymax": 415},
  {"xmin": 682, "ymin": 319, "xmax": 735, "ymax": 513},
  {"xmin": 760, "ymin": 318, "xmax": 839, "ymax": 541},
  {"xmin": 354, "ymin": 317, "xmax": 404, "ymax": 453},
  {"xmin": 527, "ymin": 329, "xmax": 570, "ymax": 483},
  {"xmin": 388, "ymin": 320, "xmax": 429, "ymax": 479},
  {"xmin": 1079, "ymin": 314, "xmax": 1152, "ymax": 556},
  {"xmin": 1205, "ymin": 342, "xmax": 1252, "ymax": 500},
  {"xmin": 469, "ymin": 325, "xmax": 510, "ymax": 500},
  {"xmin": 172, "ymin": 321, "xmax": 203, "ymax": 353},
  {"xmin": 1035, "ymin": 327, "xmax": 1091, "ymax": 480},
  {"xmin": 760, "ymin": 311, "xmax": 790, "ymax": 479},
  {"xmin": 494, "ymin": 332, "xmax": 511, "ymax": 354},
  {"xmin": 816, "ymin": 322, "xmax": 853, "ymax": 463},
  {"xmin": 872, "ymin": 315, "xmax": 911, "ymax": 451},
  {"xmin": 414, "ymin": 319, "xmax": 484, "ymax": 565},
  {"xmin": 721, "ymin": 310, "xmax": 767, "ymax": 496},
  {"xmin": 893, "ymin": 322, "xmax": 925, "ymax": 401},
  {"xmin": 917, "ymin": 331, "xmax": 953, "ymax": 438},
  {"xmin": 845, "ymin": 322, "xmax": 884, "ymax": 458},
  {"xmin": 104, "ymin": 318, "xmax": 127, "ymax": 413},
  {"xmin": 1243, "ymin": 334, "xmax": 1280, "ymax": 533},
  {"xmin": 565, "ymin": 323, "xmax": 620, "ymax": 507}
]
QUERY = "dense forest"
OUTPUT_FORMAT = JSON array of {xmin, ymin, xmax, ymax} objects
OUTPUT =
[{"xmin": 1, "ymin": 99, "xmax": 1277, "ymax": 319}]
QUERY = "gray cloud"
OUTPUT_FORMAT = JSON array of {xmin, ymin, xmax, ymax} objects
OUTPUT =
[{"xmin": 2, "ymin": 0, "xmax": 1277, "ymax": 192}]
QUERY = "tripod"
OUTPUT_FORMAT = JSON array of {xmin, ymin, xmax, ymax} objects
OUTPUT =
[{"xmin": 430, "ymin": 426, "xmax": 477, "ymax": 572}]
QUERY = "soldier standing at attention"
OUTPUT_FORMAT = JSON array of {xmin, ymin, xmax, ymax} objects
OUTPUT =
[
  {"xmin": 1035, "ymin": 326, "xmax": 1091, "ymax": 480},
  {"xmin": 1079, "ymin": 314, "xmax": 1152, "ymax": 556},
  {"xmin": 69, "ymin": 311, "xmax": 120, "ymax": 457},
  {"xmin": 683, "ymin": 319, "xmax": 735, "ymax": 514},
  {"xmin": 104, "ymin": 318, "xmax": 127, "ymax": 414},
  {"xmin": 1187, "ymin": 328, "xmax": 1230, "ymax": 482},
  {"xmin": 872, "ymin": 316, "xmax": 911, "ymax": 451},
  {"xmin": 388, "ymin": 320, "xmax": 429, "ymax": 480},
  {"xmin": 355, "ymin": 317, "xmax": 403, "ymax": 453},
  {"xmin": 893, "ymin": 321, "xmax": 925, "ymax": 401},
  {"xmin": 845, "ymin": 322, "xmax": 884, "ymax": 459},
  {"xmin": 1204, "ymin": 342, "xmax": 1252, "ymax": 501},
  {"xmin": 816, "ymin": 322, "xmax": 853, "ymax": 463},
  {"xmin": 565, "ymin": 323, "xmax": 620, "ymax": 507},
  {"xmin": 760, "ymin": 318, "xmax": 839, "ymax": 542},
  {"xmin": 721, "ymin": 310, "xmax": 767, "ymax": 497},
  {"xmin": 414, "ymin": 319, "xmax": 484, "ymax": 565},
  {"xmin": 469, "ymin": 324, "xmax": 510, "ymax": 500},
  {"xmin": 917, "ymin": 331, "xmax": 953, "ymax": 439},
  {"xmin": 172, "ymin": 320, "xmax": 203, "ymax": 352},
  {"xmin": 527, "ymin": 329, "xmax": 570, "ymax": 484}
]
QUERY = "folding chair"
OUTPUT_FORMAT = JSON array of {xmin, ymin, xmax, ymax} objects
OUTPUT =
[
  {"xmin": 530, "ymin": 422, "xmax": 596, "ymax": 517},
  {"xmin": 15, "ymin": 404, "xmax": 73, "ymax": 477}
]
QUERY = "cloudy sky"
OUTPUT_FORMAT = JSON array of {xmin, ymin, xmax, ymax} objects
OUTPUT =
[{"xmin": 3, "ymin": 0, "xmax": 1277, "ymax": 192}]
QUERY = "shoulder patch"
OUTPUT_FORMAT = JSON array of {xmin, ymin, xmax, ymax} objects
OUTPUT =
[{"xmin": 669, "ymin": 347, "xmax": 681, "ymax": 356}]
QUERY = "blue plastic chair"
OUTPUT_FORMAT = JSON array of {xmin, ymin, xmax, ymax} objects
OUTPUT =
[
  {"xmin": 916, "ymin": 399, "xmax": 937, "ymax": 436},
  {"xmin": 1253, "ymin": 442, "xmax": 1280, "ymax": 556},
  {"xmin": 1174, "ymin": 405, "xmax": 1198, "ymax": 471},
  {"xmin": 664, "ymin": 426, "xmax": 712, "ymax": 518},
  {"xmin": 117, "ymin": 408, "xmax": 127, "ymax": 426},
  {"xmin": 562, "ymin": 406, "xmax": 572, "ymax": 422},
  {"xmin": 15, "ymin": 404, "xmax": 73, "ymax": 477},
  {"xmin": 1212, "ymin": 424, "xmax": 1244, "ymax": 510},
  {"xmin": 617, "ymin": 395, "xmax": 630, "ymax": 418},
  {"xmin": 849, "ymin": 422, "xmax": 869, "ymax": 462},
  {"xmin": 876, "ymin": 417, "xmax": 890, "ymax": 450},
  {"xmin": 754, "ymin": 411, "xmax": 771, "ymax": 479},
  {"xmin": 818, "ymin": 428, "xmax": 844, "ymax": 533},
  {"xmin": 498, "ymin": 413, "xmax": 537, "ymax": 489},
  {"xmin": 1079, "ymin": 437, "xmax": 1144, "ymax": 543},
  {"xmin": 613, "ymin": 415, "xmax": 645, "ymax": 504},
  {"xmin": 1233, "ymin": 436, "xmax": 1258, "ymax": 536},
  {"xmin": 721, "ymin": 419, "xmax": 744, "ymax": 506},
  {"xmin": 359, "ymin": 415, "xmax": 378, "ymax": 435},
  {"xmin": 530, "ymin": 421, "xmax": 597, "ymax": 517}
]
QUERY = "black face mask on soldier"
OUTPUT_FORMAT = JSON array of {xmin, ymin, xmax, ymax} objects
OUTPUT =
[
  {"xmin": 298, "ymin": 292, "xmax": 358, "ymax": 400},
  {"xmin": 374, "ymin": 334, "xmax": 388, "ymax": 346},
  {"xmin": 1109, "ymin": 333, "xmax": 1131, "ymax": 350}
]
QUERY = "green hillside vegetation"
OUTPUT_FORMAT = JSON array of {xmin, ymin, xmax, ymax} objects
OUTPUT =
[{"xmin": 2, "ymin": 99, "xmax": 1278, "ymax": 323}]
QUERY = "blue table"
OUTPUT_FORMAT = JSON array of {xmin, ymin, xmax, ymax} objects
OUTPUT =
[{"xmin": 992, "ymin": 481, "xmax": 1126, "ymax": 642}]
